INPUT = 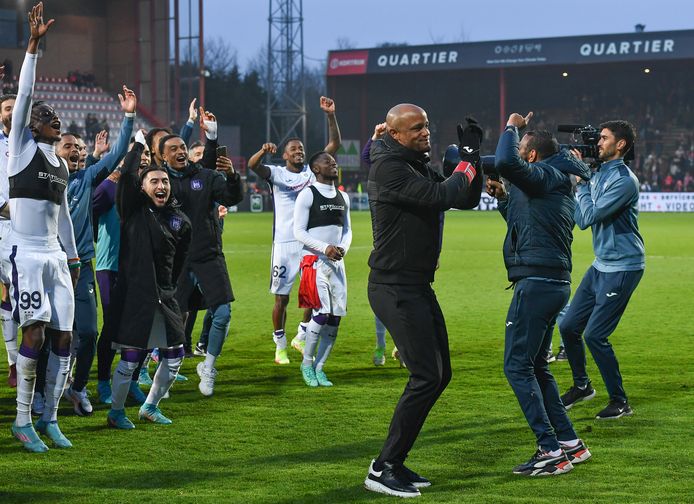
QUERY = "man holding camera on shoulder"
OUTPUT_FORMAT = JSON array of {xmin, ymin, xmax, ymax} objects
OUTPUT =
[
  {"xmin": 558, "ymin": 120, "xmax": 644, "ymax": 420},
  {"xmin": 487, "ymin": 112, "xmax": 592, "ymax": 477}
]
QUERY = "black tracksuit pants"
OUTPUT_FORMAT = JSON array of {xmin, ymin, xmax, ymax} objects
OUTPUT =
[{"xmin": 368, "ymin": 282, "xmax": 452, "ymax": 466}]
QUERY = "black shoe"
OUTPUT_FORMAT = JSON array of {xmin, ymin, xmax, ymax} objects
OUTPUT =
[
  {"xmin": 397, "ymin": 464, "xmax": 431, "ymax": 488},
  {"xmin": 555, "ymin": 348, "xmax": 568, "ymax": 361},
  {"xmin": 512, "ymin": 448, "xmax": 574, "ymax": 476},
  {"xmin": 560, "ymin": 439, "xmax": 592, "ymax": 464},
  {"xmin": 596, "ymin": 400, "xmax": 633, "ymax": 420},
  {"xmin": 561, "ymin": 383, "xmax": 596, "ymax": 410},
  {"xmin": 545, "ymin": 350, "xmax": 556, "ymax": 363},
  {"xmin": 364, "ymin": 459, "xmax": 420, "ymax": 498},
  {"xmin": 194, "ymin": 342, "xmax": 207, "ymax": 357}
]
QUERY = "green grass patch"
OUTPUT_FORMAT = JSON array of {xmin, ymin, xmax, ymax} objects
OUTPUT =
[{"xmin": 0, "ymin": 211, "xmax": 692, "ymax": 503}]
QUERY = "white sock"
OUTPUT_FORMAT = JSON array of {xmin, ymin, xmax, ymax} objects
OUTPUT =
[
  {"xmin": 42, "ymin": 351, "xmax": 70, "ymax": 422},
  {"xmin": 559, "ymin": 438, "xmax": 580, "ymax": 448},
  {"xmin": 111, "ymin": 359, "xmax": 139, "ymax": 410},
  {"xmin": 296, "ymin": 322, "xmax": 307, "ymax": 341},
  {"xmin": 204, "ymin": 353, "xmax": 216, "ymax": 369},
  {"xmin": 273, "ymin": 330, "xmax": 287, "ymax": 350},
  {"xmin": 1, "ymin": 308, "xmax": 18, "ymax": 365},
  {"xmin": 314, "ymin": 325, "xmax": 337, "ymax": 372},
  {"xmin": 15, "ymin": 353, "xmax": 37, "ymax": 425},
  {"xmin": 146, "ymin": 356, "xmax": 181, "ymax": 407},
  {"xmin": 302, "ymin": 320, "xmax": 324, "ymax": 366}
]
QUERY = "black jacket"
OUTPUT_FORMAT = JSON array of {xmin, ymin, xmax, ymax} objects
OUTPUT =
[
  {"xmin": 167, "ymin": 144, "xmax": 244, "ymax": 311},
  {"xmin": 106, "ymin": 143, "xmax": 192, "ymax": 348},
  {"xmin": 367, "ymin": 134, "xmax": 482, "ymax": 284},
  {"xmin": 495, "ymin": 126, "xmax": 592, "ymax": 282}
]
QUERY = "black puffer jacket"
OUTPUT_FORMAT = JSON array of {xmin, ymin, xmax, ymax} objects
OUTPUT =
[
  {"xmin": 495, "ymin": 126, "xmax": 592, "ymax": 282},
  {"xmin": 367, "ymin": 134, "xmax": 481, "ymax": 285}
]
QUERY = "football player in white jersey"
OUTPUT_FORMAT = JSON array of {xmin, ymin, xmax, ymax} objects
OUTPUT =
[
  {"xmin": 2, "ymin": 3, "xmax": 80, "ymax": 452},
  {"xmin": 293, "ymin": 151, "xmax": 352, "ymax": 387},
  {"xmin": 0, "ymin": 90, "xmax": 19, "ymax": 388},
  {"xmin": 247, "ymin": 96, "xmax": 341, "ymax": 365}
]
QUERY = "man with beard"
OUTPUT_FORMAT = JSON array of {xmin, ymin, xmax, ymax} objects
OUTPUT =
[
  {"xmin": 56, "ymin": 88, "xmax": 135, "ymax": 416},
  {"xmin": 364, "ymin": 104, "xmax": 482, "ymax": 497},
  {"xmin": 2, "ymin": 2, "xmax": 79, "ymax": 452},
  {"xmin": 559, "ymin": 120, "xmax": 644, "ymax": 420},
  {"xmin": 247, "ymin": 96, "xmax": 341, "ymax": 365},
  {"xmin": 292, "ymin": 151, "xmax": 351, "ymax": 388},
  {"xmin": 159, "ymin": 110, "xmax": 243, "ymax": 397},
  {"xmin": 1, "ymin": 90, "xmax": 19, "ymax": 388}
]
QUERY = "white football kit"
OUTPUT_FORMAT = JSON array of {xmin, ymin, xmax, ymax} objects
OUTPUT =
[
  {"xmin": 0, "ymin": 52, "xmax": 78, "ymax": 331},
  {"xmin": 266, "ymin": 163, "xmax": 315, "ymax": 295},
  {"xmin": 293, "ymin": 182, "xmax": 352, "ymax": 316}
]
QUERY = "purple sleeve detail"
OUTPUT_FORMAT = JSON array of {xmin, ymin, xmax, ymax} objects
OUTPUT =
[
  {"xmin": 361, "ymin": 138, "xmax": 373, "ymax": 166},
  {"xmin": 92, "ymin": 179, "xmax": 117, "ymax": 218}
]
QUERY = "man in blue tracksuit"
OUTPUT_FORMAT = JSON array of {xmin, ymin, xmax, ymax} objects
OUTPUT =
[
  {"xmin": 60, "ymin": 86, "xmax": 136, "ymax": 415},
  {"xmin": 559, "ymin": 120, "xmax": 644, "ymax": 420},
  {"xmin": 488, "ymin": 112, "xmax": 592, "ymax": 476}
]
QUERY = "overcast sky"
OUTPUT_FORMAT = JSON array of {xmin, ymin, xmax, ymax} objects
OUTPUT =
[{"xmin": 201, "ymin": 0, "xmax": 693, "ymax": 70}]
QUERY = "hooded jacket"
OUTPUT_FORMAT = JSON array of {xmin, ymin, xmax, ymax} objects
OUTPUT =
[
  {"xmin": 367, "ymin": 133, "xmax": 481, "ymax": 285},
  {"xmin": 495, "ymin": 126, "xmax": 592, "ymax": 282}
]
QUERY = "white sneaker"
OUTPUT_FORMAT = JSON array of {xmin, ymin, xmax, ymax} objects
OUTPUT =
[
  {"xmin": 196, "ymin": 362, "xmax": 218, "ymax": 397},
  {"xmin": 32, "ymin": 392, "xmax": 45, "ymax": 416},
  {"xmin": 65, "ymin": 386, "xmax": 93, "ymax": 416}
]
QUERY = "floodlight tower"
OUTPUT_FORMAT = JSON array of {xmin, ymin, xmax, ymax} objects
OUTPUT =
[{"xmin": 266, "ymin": 0, "xmax": 306, "ymax": 147}]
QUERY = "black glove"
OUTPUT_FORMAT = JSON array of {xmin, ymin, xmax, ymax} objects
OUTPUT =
[{"xmin": 457, "ymin": 116, "xmax": 483, "ymax": 167}]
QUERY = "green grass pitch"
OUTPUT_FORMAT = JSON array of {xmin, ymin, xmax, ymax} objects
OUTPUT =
[{"xmin": 0, "ymin": 211, "xmax": 692, "ymax": 503}]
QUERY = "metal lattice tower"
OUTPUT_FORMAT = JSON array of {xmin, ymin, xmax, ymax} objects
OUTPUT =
[{"xmin": 266, "ymin": 0, "xmax": 306, "ymax": 147}]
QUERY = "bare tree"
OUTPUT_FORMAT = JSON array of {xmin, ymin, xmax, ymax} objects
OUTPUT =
[{"xmin": 205, "ymin": 36, "xmax": 238, "ymax": 76}]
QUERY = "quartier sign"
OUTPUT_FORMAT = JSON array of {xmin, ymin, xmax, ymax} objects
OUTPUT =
[{"xmin": 326, "ymin": 30, "xmax": 694, "ymax": 76}]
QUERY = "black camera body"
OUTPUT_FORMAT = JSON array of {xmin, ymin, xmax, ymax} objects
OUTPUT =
[
  {"xmin": 557, "ymin": 124, "xmax": 600, "ymax": 159},
  {"xmin": 557, "ymin": 124, "xmax": 635, "ymax": 163}
]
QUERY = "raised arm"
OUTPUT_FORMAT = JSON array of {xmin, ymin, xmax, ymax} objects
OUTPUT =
[
  {"xmin": 9, "ymin": 3, "xmax": 55, "ymax": 167},
  {"xmin": 320, "ymin": 96, "xmax": 341, "ymax": 155},
  {"xmin": 574, "ymin": 175, "xmax": 638, "ymax": 230},
  {"xmin": 210, "ymin": 156, "xmax": 243, "ymax": 207},
  {"xmin": 247, "ymin": 143, "xmax": 275, "ymax": 181},
  {"xmin": 179, "ymin": 98, "xmax": 197, "ymax": 144},
  {"xmin": 198, "ymin": 106, "xmax": 218, "ymax": 170},
  {"xmin": 116, "ymin": 131, "xmax": 146, "ymax": 222},
  {"xmin": 86, "ymin": 86, "xmax": 136, "ymax": 183}
]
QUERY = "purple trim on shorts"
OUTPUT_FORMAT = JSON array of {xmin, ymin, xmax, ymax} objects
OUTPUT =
[
  {"xmin": 9, "ymin": 245, "xmax": 20, "ymax": 324},
  {"xmin": 159, "ymin": 345, "xmax": 185, "ymax": 359},
  {"xmin": 327, "ymin": 315, "xmax": 341, "ymax": 327},
  {"xmin": 121, "ymin": 347, "xmax": 145, "ymax": 363},
  {"xmin": 19, "ymin": 344, "xmax": 40, "ymax": 360},
  {"xmin": 52, "ymin": 347, "xmax": 70, "ymax": 358},
  {"xmin": 312, "ymin": 313, "xmax": 329, "ymax": 325},
  {"xmin": 0, "ymin": 299, "xmax": 11, "ymax": 311}
]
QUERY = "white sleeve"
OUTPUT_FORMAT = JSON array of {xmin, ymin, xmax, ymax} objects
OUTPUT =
[
  {"xmin": 338, "ymin": 190, "xmax": 352, "ymax": 254},
  {"xmin": 9, "ymin": 53, "xmax": 39, "ymax": 169},
  {"xmin": 57, "ymin": 188, "xmax": 78, "ymax": 260},
  {"xmin": 293, "ymin": 188, "xmax": 328, "ymax": 254}
]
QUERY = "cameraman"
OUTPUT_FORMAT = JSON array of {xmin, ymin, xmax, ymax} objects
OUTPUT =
[
  {"xmin": 558, "ymin": 120, "xmax": 644, "ymax": 420},
  {"xmin": 487, "ymin": 112, "xmax": 592, "ymax": 476},
  {"xmin": 364, "ymin": 104, "xmax": 482, "ymax": 498}
]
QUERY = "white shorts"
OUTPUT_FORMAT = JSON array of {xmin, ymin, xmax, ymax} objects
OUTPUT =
[
  {"xmin": 269, "ymin": 240, "xmax": 303, "ymax": 295},
  {"xmin": 313, "ymin": 257, "xmax": 347, "ymax": 317},
  {"xmin": 0, "ymin": 220, "xmax": 11, "ymax": 285},
  {"xmin": 1, "ymin": 238, "xmax": 75, "ymax": 331}
]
